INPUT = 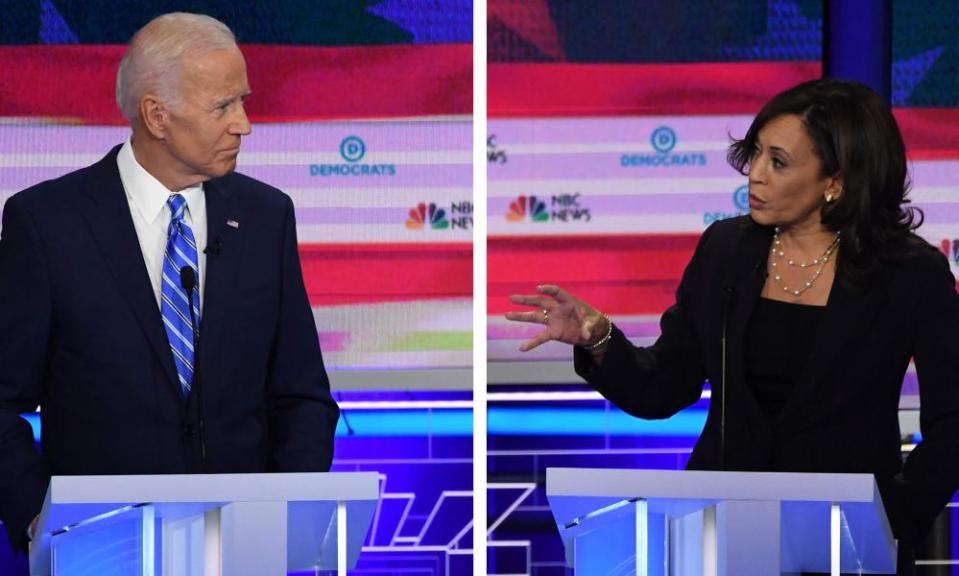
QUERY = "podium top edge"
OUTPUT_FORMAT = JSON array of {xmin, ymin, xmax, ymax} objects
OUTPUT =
[
  {"xmin": 545, "ymin": 468, "xmax": 879, "ymax": 503},
  {"xmin": 48, "ymin": 471, "xmax": 379, "ymax": 504}
]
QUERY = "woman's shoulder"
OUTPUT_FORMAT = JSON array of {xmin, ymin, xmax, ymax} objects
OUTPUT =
[
  {"xmin": 886, "ymin": 234, "xmax": 949, "ymax": 269},
  {"xmin": 696, "ymin": 215, "xmax": 772, "ymax": 255},
  {"xmin": 878, "ymin": 234, "xmax": 955, "ymax": 287}
]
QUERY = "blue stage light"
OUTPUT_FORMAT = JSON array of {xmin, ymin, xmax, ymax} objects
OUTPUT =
[
  {"xmin": 21, "ymin": 413, "xmax": 40, "ymax": 442},
  {"xmin": 487, "ymin": 407, "xmax": 707, "ymax": 437},
  {"xmin": 21, "ymin": 408, "xmax": 708, "ymax": 440},
  {"xmin": 335, "ymin": 409, "xmax": 473, "ymax": 436},
  {"xmin": 20, "ymin": 409, "xmax": 477, "ymax": 441}
]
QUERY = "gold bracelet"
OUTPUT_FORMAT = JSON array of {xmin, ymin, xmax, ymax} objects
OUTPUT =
[{"xmin": 587, "ymin": 314, "xmax": 613, "ymax": 350}]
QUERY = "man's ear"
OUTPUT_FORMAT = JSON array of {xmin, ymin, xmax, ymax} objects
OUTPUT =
[{"xmin": 140, "ymin": 95, "xmax": 168, "ymax": 140}]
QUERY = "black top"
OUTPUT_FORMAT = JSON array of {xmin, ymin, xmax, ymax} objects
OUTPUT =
[
  {"xmin": 574, "ymin": 215, "xmax": 959, "ymax": 568},
  {"xmin": 745, "ymin": 297, "xmax": 825, "ymax": 427}
]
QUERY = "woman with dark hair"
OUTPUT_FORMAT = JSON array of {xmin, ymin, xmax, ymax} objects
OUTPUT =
[{"xmin": 506, "ymin": 78, "xmax": 959, "ymax": 574}]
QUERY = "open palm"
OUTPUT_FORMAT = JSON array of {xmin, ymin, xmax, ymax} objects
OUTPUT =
[{"xmin": 505, "ymin": 284, "xmax": 608, "ymax": 351}]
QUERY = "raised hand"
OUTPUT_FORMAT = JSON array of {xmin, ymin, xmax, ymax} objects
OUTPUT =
[{"xmin": 505, "ymin": 284, "xmax": 610, "ymax": 352}]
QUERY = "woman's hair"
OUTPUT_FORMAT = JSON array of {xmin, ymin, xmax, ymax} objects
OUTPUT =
[{"xmin": 728, "ymin": 78, "xmax": 922, "ymax": 286}]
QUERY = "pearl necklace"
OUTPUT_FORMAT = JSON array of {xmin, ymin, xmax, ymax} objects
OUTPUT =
[{"xmin": 769, "ymin": 228, "xmax": 840, "ymax": 297}]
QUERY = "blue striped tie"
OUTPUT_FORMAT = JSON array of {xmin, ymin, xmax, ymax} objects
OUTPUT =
[{"xmin": 161, "ymin": 194, "xmax": 200, "ymax": 397}]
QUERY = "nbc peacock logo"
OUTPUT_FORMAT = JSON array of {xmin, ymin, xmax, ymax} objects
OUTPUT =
[
  {"xmin": 406, "ymin": 202, "xmax": 450, "ymax": 230},
  {"xmin": 506, "ymin": 195, "xmax": 549, "ymax": 223}
]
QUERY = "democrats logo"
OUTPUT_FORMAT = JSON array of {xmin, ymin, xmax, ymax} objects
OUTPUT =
[
  {"xmin": 621, "ymin": 126, "xmax": 707, "ymax": 168},
  {"xmin": 733, "ymin": 185, "xmax": 750, "ymax": 211},
  {"xmin": 703, "ymin": 185, "xmax": 749, "ymax": 225},
  {"xmin": 487, "ymin": 134, "xmax": 508, "ymax": 164},
  {"xmin": 406, "ymin": 201, "xmax": 472, "ymax": 231},
  {"xmin": 651, "ymin": 126, "xmax": 677, "ymax": 153},
  {"xmin": 310, "ymin": 136, "xmax": 397, "ymax": 177},
  {"xmin": 340, "ymin": 135, "xmax": 365, "ymax": 162},
  {"xmin": 506, "ymin": 194, "xmax": 591, "ymax": 224}
]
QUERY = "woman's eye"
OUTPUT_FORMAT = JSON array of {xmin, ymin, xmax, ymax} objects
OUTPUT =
[{"xmin": 772, "ymin": 157, "xmax": 786, "ymax": 169}]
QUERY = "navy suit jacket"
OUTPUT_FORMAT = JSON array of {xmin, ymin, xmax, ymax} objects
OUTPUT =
[{"xmin": 0, "ymin": 146, "xmax": 339, "ymax": 551}]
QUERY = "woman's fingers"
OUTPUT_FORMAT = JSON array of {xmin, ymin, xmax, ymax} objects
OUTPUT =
[
  {"xmin": 509, "ymin": 293, "xmax": 551, "ymax": 308},
  {"xmin": 519, "ymin": 330, "xmax": 553, "ymax": 352},
  {"xmin": 504, "ymin": 310, "xmax": 548, "ymax": 324},
  {"xmin": 538, "ymin": 284, "xmax": 574, "ymax": 304}
]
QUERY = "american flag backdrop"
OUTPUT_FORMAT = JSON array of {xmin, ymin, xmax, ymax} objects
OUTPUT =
[
  {"xmin": 0, "ymin": 4, "xmax": 474, "ymax": 575},
  {"xmin": 485, "ymin": 3, "xmax": 959, "ymax": 575},
  {"xmin": 0, "ymin": 0, "xmax": 474, "ymax": 376}
]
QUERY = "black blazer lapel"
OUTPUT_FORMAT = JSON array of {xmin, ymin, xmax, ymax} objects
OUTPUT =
[
  {"xmin": 77, "ymin": 146, "xmax": 180, "ymax": 392},
  {"xmin": 716, "ymin": 221, "xmax": 775, "ymax": 467},
  {"xmin": 722, "ymin": 221, "xmax": 774, "ymax": 397},
  {"xmin": 198, "ymin": 178, "xmax": 241, "ymax": 370}
]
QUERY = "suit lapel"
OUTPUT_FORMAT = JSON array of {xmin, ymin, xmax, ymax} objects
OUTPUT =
[
  {"xmin": 77, "ymin": 146, "xmax": 180, "ymax": 392},
  {"xmin": 708, "ymin": 221, "xmax": 777, "ymax": 469},
  {"xmin": 722, "ymin": 221, "xmax": 774, "ymax": 403},
  {"xmin": 199, "ymin": 177, "xmax": 241, "ymax": 371}
]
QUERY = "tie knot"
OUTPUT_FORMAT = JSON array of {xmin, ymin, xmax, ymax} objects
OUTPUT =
[{"xmin": 168, "ymin": 194, "xmax": 187, "ymax": 221}]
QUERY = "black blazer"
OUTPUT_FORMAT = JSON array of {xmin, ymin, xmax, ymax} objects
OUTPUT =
[
  {"xmin": 576, "ymin": 216, "xmax": 959, "ymax": 556},
  {"xmin": 0, "ymin": 147, "xmax": 340, "ymax": 551}
]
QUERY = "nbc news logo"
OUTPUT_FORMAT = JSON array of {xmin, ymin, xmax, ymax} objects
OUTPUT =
[
  {"xmin": 506, "ymin": 195, "xmax": 590, "ymax": 223},
  {"xmin": 507, "ymin": 195, "xmax": 549, "ymax": 222},
  {"xmin": 405, "ymin": 201, "xmax": 472, "ymax": 231}
]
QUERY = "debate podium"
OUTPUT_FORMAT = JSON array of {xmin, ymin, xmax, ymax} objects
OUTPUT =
[
  {"xmin": 28, "ymin": 472, "xmax": 379, "ymax": 576},
  {"xmin": 546, "ymin": 468, "xmax": 896, "ymax": 576}
]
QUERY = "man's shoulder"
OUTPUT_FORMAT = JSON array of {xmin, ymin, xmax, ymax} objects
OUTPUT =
[
  {"xmin": 9, "ymin": 165, "xmax": 92, "ymax": 212},
  {"xmin": 6, "ymin": 146, "xmax": 120, "ymax": 213},
  {"xmin": 215, "ymin": 171, "xmax": 292, "ymax": 211}
]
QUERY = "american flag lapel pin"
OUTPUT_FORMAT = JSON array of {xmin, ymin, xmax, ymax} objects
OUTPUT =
[{"xmin": 226, "ymin": 219, "xmax": 239, "ymax": 229}]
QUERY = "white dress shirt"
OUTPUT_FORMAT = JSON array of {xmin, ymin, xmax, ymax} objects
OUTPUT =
[{"xmin": 116, "ymin": 138, "xmax": 207, "ymax": 309}]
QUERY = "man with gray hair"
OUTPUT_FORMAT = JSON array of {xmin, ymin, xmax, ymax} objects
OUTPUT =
[{"xmin": 0, "ymin": 13, "xmax": 339, "ymax": 553}]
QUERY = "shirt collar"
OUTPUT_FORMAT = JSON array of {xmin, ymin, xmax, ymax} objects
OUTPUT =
[{"xmin": 117, "ymin": 136, "xmax": 204, "ymax": 225}]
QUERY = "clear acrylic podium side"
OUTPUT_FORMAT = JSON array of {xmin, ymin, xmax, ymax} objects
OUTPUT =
[
  {"xmin": 28, "ymin": 472, "xmax": 379, "ymax": 576},
  {"xmin": 546, "ymin": 468, "xmax": 896, "ymax": 576}
]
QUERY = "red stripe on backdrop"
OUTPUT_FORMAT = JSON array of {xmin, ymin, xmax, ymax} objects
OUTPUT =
[
  {"xmin": 299, "ymin": 243, "xmax": 472, "ymax": 306},
  {"xmin": 489, "ymin": 62, "xmax": 959, "ymax": 158},
  {"xmin": 488, "ymin": 234, "xmax": 701, "ymax": 316},
  {"xmin": 488, "ymin": 62, "xmax": 821, "ymax": 118},
  {"xmin": 894, "ymin": 109, "xmax": 959, "ymax": 160},
  {"xmin": 0, "ymin": 44, "xmax": 471, "ymax": 124}
]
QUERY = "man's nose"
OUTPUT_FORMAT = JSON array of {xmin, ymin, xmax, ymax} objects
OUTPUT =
[{"xmin": 230, "ymin": 103, "xmax": 252, "ymax": 136}]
